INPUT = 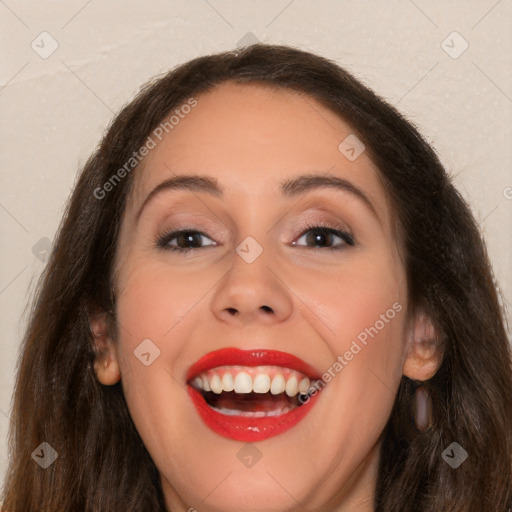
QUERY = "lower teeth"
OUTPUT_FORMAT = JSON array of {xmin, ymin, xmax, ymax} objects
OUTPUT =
[
  {"xmin": 212, "ymin": 406, "xmax": 293, "ymax": 417},
  {"xmin": 208, "ymin": 392, "xmax": 313, "ymax": 417}
]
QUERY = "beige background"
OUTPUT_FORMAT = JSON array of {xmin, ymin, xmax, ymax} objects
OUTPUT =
[{"xmin": 1, "ymin": 0, "xmax": 511, "ymax": 492}]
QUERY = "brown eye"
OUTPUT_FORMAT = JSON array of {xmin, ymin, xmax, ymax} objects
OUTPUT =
[
  {"xmin": 157, "ymin": 230, "xmax": 217, "ymax": 252},
  {"xmin": 293, "ymin": 225, "xmax": 354, "ymax": 249}
]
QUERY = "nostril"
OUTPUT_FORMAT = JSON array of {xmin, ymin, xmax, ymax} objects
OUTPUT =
[
  {"xmin": 261, "ymin": 305, "xmax": 273, "ymax": 313},
  {"xmin": 226, "ymin": 307, "xmax": 238, "ymax": 315}
]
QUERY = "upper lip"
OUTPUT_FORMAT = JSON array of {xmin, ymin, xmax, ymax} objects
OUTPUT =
[{"xmin": 186, "ymin": 348, "xmax": 322, "ymax": 382}]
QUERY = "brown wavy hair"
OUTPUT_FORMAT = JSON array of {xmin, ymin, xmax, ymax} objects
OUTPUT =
[{"xmin": 2, "ymin": 43, "xmax": 511, "ymax": 511}]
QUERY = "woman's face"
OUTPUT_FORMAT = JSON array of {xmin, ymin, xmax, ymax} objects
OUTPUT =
[{"xmin": 108, "ymin": 82, "xmax": 415, "ymax": 511}]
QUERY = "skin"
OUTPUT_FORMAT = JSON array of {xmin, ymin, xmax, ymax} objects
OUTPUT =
[{"xmin": 91, "ymin": 82, "xmax": 441, "ymax": 511}]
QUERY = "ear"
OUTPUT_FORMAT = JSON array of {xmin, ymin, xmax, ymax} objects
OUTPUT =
[
  {"xmin": 402, "ymin": 311, "xmax": 443, "ymax": 381},
  {"xmin": 89, "ymin": 309, "xmax": 121, "ymax": 386}
]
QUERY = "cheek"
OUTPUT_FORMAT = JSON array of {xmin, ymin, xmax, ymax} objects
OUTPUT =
[
  {"xmin": 114, "ymin": 259, "xmax": 214, "ymax": 353},
  {"xmin": 111, "ymin": 264, "xmax": 210, "ymax": 482},
  {"xmin": 293, "ymin": 246, "xmax": 405, "ymax": 357},
  {"xmin": 111, "ymin": 262, "xmax": 199, "ymax": 414},
  {"xmin": 111, "ymin": 258, "xmax": 226, "ymax": 428},
  {"xmin": 287, "ymin": 250, "xmax": 406, "ymax": 466}
]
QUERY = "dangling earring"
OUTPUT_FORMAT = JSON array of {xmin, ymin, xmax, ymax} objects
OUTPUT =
[{"xmin": 413, "ymin": 383, "xmax": 433, "ymax": 432}]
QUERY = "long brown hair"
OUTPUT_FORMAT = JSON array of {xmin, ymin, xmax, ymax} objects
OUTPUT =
[{"xmin": 2, "ymin": 44, "xmax": 511, "ymax": 511}]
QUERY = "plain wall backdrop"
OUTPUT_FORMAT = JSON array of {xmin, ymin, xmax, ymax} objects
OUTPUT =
[{"xmin": 1, "ymin": 0, "xmax": 511, "ymax": 493}]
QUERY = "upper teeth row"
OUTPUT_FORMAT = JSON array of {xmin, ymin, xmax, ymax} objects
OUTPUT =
[{"xmin": 191, "ymin": 365, "xmax": 312, "ymax": 397}]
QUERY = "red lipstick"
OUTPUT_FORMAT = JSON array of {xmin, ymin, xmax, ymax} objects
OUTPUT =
[{"xmin": 186, "ymin": 348, "xmax": 322, "ymax": 442}]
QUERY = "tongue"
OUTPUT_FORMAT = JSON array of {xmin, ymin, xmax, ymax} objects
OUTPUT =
[{"xmin": 206, "ymin": 391, "xmax": 292, "ymax": 413}]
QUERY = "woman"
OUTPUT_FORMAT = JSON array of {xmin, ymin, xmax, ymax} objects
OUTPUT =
[{"xmin": 2, "ymin": 43, "xmax": 511, "ymax": 511}]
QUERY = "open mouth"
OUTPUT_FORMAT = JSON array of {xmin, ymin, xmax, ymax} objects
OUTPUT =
[
  {"xmin": 190, "ymin": 365, "xmax": 313, "ymax": 417},
  {"xmin": 187, "ymin": 348, "xmax": 322, "ymax": 441}
]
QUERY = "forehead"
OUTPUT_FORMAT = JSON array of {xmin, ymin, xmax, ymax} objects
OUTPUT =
[{"xmin": 128, "ymin": 82, "xmax": 391, "ymax": 227}]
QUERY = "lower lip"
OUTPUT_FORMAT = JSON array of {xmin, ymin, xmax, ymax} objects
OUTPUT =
[{"xmin": 187, "ymin": 386, "xmax": 320, "ymax": 442}]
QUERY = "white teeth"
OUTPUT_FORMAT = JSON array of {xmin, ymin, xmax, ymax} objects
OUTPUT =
[
  {"xmin": 234, "ymin": 372, "xmax": 253, "ymax": 393},
  {"xmin": 299, "ymin": 377, "xmax": 310, "ymax": 393},
  {"xmin": 221, "ymin": 373, "xmax": 234, "ymax": 392},
  {"xmin": 191, "ymin": 366, "xmax": 314, "ymax": 397},
  {"xmin": 285, "ymin": 376, "xmax": 299, "ymax": 397},
  {"xmin": 210, "ymin": 373, "xmax": 223, "ymax": 394},
  {"xmin": 213, "ymin": 406, "xmax": 292, "ymax": 417},
  {"xmin": 253, "ymin": 374, "xmax": 271, "ymax": 393},
  {"xmin": 270, "ymin": 374, "xmax": 286, "ymax": 395}
]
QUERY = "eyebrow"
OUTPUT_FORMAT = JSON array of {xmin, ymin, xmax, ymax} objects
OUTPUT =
[{"xmin": 136, "ymin": 173, "xmax": 378, "ymax": 221}]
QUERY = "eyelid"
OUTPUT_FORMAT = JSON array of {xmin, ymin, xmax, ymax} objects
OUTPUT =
[
  {"xmin": 288, "ymin": 210, "xmax": 353, "ymax": 238},
  {"xmin": 157, "ymin": 216, "xmax": 227, "ymax": 241}
]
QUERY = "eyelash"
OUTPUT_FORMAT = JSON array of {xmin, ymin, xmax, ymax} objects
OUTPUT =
[{"xmin": 156, "ymin": 220, "xmax": 355, "ymax": 253}]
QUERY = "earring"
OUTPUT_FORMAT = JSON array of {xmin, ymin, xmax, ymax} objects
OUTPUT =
[{"xmin": 413, "ymin": 384, "xmax": 433, "ymax": 432}]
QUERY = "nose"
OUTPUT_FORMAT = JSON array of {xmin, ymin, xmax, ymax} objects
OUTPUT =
[{"xmin": 210, "ymin": 246, "xmax": 293, "ymax": 326}]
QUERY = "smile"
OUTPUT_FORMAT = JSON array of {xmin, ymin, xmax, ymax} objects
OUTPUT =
[{"xmin": 186, "ymin": 348, "xmax": 323, "ymax": 442}]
